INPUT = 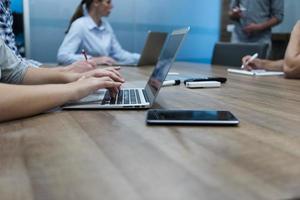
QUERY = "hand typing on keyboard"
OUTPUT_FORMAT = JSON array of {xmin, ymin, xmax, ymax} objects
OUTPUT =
[{"xmin": 102, "ymin": 89, "xmax": 141, "ymax": 105}]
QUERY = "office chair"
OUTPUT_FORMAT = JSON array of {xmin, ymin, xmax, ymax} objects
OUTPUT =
[{"xmin": 211, "ymin": 42, "xmax": 269, "ymax": 67}]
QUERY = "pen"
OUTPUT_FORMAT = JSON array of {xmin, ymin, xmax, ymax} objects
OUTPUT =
[
  {"xmin": 162, "ymin": 80, "xmax": 181, "ymax": 87},
  {"xmin": 241, "ymin": 53, "xmax": 258, "ymax": 69},
  {"xmin": 81, "ymin": 49, "xmax": 88, "ymax": 61}
]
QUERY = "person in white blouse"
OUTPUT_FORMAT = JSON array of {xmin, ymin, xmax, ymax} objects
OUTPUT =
[{"xmin": 57, "ymin": 0, "xmax": 140, "ymax": 66}]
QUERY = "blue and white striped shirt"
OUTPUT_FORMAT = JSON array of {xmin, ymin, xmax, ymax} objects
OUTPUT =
[{"xmin": 0, "ymin": 0, "xmax": 18, "ymax": 56}]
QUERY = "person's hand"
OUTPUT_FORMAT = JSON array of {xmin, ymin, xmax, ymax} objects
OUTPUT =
[
  {"xmin": 242, "ymin": 55, "xmax": 265, "ymax": 71},
  {"xmin": 70, "ymin": 76, "xmax": 123, "ymax": 101},
  {"xmin": 243, "ymin": 23, "xmax": 264, "ymax": 35},
  {"xmin": 102, "ymin": 66, "xmax": 122, "ymax": 77},
  {"xmin": 91, "ymin": 56, "xmax": 117, "ymax": 66},
  {"xmin": 65, "ymin": 60, "xmax": 97, "ymax": 73},
  {"xmin": 82, "ymin": 67, "xmax": 125, "ymax": 83},
  {"xmin": 229, "ymin": 7, "xmax": 242, "ymax": 20},
  {"xmin": 64, "ymin": 66, "xmax": 124, "ymax": 86},
  {"xmin": 85, "ymin": 67, "xmax": 124, "ymax": 98}
]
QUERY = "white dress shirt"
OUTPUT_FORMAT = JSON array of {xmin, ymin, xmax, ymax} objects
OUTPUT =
[{"xmin": 57, "ymin": 15, "xmax": 140, "ymax": 65}]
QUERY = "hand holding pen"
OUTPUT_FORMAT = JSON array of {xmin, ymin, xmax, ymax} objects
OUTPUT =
[
  {"xmin": 241, "ymin": 53, "xmax": 258, "ymax": 70},
  {"xmin": 230, "ymin": 4, "xmax": 246, "ymax": 21}
]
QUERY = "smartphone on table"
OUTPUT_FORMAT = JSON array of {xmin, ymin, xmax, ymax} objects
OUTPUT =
[{"xmin": 146, "ymin": 109, "xmax": 239, "ymax": 125}]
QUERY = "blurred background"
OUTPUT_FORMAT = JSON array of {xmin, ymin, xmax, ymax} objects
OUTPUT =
[{"xmin": 11, "ymin": 0, "xmax": 300, "ymax": 64}]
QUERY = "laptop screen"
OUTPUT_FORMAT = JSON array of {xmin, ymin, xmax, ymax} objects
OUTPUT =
[{"xmin": 144, "ymin": 27, "xmax": 189, "ymax": 105}]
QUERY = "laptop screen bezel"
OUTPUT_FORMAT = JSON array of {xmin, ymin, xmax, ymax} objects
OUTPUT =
[{"xmin": 143, "ymin": 27, "xmax": 190, "ymax": 106}]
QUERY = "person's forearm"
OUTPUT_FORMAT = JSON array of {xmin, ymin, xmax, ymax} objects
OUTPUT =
[
  {"xmin": 42, "ymin": 65, "xmax": 71, "ymax": 73},
  {"xmin": 261, "ymin": 59, "xmax": 284, "ymax": 71},
  {"xmin": 49, "ymin": 66, "xmax": 69, "ymax": 72},
  {"xmin": 0, "ymin": 83, "xmax": 77, "ymax": 122},
  {"xmin": 22, "ymin": 67, "xmax": 80, "ymax": 85},
  {"xmin": 39, "ymin": 64, "xmax": 68, "ymax": 72},
  {"xmin": 260, "ymin": 17, "xmax": 280, "ymax": 30},
  {"xmin": 283, "ymin": 22, "xmax": 300, "ymax": 78}
]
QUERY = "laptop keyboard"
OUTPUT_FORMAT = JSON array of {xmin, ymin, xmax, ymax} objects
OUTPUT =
[{"xmin": 102, "ymin": 89, "xmax": 143, "ymax": 105}]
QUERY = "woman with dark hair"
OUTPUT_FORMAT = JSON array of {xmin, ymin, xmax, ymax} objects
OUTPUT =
[{"xmin": 57, "ymin": 0, "xmax": 140, "ymax": 66}]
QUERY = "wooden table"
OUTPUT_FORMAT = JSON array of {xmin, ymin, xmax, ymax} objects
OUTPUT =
[{"xmin": 1, "ymin": 62, "xmax": 300, "ymax": 200}]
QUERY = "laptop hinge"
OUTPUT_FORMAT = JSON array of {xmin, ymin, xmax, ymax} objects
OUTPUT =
[{"xmin": 142, "ymin": 89, "xmax": 150, "ymax": 103}]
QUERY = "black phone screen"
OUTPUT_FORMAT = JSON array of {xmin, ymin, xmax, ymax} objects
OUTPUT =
[{"xmin": 146, "ymin": 110, "xmax": 239, "ymax": 125}]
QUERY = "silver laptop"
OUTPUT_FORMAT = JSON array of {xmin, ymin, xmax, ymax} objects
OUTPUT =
[
  {"xmin": 116, "ymin": 31, "xmax": 167, "ymax": 66},
  {"xmin": 62, "ymin": 27, "xmax": 190, "ymax": 110}
]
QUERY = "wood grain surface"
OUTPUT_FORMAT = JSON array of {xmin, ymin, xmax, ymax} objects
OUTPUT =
[{"xmin": 0, "ymin": 62, "xmax": 299, "ymax": 200}]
